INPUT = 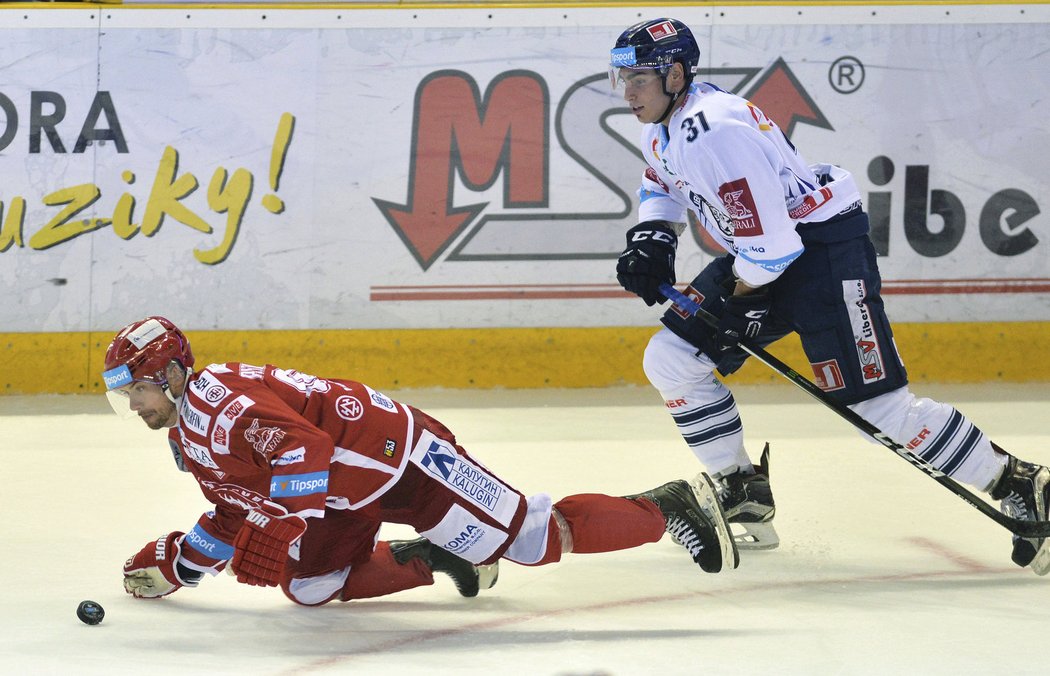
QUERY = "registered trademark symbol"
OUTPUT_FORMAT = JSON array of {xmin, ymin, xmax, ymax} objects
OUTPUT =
[{"xmin": 829, "ymin": 56, "xmax": 865, "ymax": 94}]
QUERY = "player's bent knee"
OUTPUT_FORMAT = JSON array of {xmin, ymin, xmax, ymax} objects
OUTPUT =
[
  {"xmin": 281, "ymin": 566, "xmax": 351, "ymax": 606},
  {"xmin": 643, "ymin": 329, "xmax": 714, "ymax": 394}
]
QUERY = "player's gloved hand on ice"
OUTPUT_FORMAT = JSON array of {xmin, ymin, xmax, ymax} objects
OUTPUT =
[
  {"xmin": 123, "ymin": 531, "xmax": 201, "ymax": 598},
  {"xmin": 231, "ymin": 503, "xmax": 306, "ymax": 587},
  {"xmin": 617, "ymin": 221, "xmax": 678, "ymax": 306},
  {"xmin": 717, "ymin": 288, "xmax": 771, "ymax": 351}
]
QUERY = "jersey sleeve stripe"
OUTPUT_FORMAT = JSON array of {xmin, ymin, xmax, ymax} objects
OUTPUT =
[{"xmin": 183, "ymin": 523, "xmax": 236, "ymax": 561}]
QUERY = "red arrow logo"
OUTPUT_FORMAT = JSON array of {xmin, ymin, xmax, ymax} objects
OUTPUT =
[
  {"xmin": 374, "ymin": 71, "xmax": 547, "ymax": 270},
  {"xmin": 743, "ymin": 57, "xmax": 832, "ymax": 139},
  {"xmin": 689, "ymin": 58, "xmax": 833, "ymax": 253}
]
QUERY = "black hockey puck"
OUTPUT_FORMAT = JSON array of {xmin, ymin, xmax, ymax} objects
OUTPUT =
[{"xmin": 77, "ymin": 600, "xmax": 105, "ymax": 625}]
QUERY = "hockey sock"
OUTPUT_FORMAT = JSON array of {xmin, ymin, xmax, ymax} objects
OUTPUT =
[
  {"xmin": 852, "ymin": 387, "xmax": 1006, "ymax": 490},
  {"xmin": 643, "ymin": 330, "xmax": 750, "ymax": 474},
  {"xmin": 521, "ymin": 516, "xmax": 564, "ymax": 566},
  {"xmin": 554, "ymin": 494, "xmax": 665, "ymax": 554},
  {"xmin": 339, "ymin": 541, "xmax": 435, "ymax": 601}
]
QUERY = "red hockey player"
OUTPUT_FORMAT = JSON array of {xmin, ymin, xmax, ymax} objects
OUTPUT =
[{"xmin": 105, "ymin": 317, "xmax": 739, "ymax": 606}]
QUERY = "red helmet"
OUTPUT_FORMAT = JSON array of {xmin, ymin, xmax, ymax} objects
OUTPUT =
[{"xmin": 102, "ymin": 316, "xmax": 194, "ymax": 390}]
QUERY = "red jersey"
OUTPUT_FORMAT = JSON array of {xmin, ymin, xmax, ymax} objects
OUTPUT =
[{"xmin": 168, "ymin": 363, "xmax": 416, "ymax": 576}]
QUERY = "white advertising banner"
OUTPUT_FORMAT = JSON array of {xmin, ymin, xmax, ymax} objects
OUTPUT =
[{"xmin": 1, "ymin": 4, "xmax": 1048, "ymax": 331}]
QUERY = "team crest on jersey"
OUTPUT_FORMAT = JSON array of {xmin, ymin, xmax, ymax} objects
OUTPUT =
[
  {"xmin": 244, "ymin": 418, "xmax": 286, "ymax": 457},
  {"xmin": 335, "ymin": 395, "xmax": 364, "ymax": 421},
  {"xmin": 718, "ymin": 178, "xmax": 763, "ymax": 236},
  {"xmin": 689, "ymin": 191, "xmax": 734, "ymax": 239}
]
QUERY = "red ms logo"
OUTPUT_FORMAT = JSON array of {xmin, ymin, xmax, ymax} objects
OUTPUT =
[{"xmin": 378, "ymin": 60, "xmax": 830, "ymax": 267}]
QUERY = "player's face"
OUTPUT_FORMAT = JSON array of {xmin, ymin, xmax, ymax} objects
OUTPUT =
[
  {"xmin": 123, "ymin": 381, "xmax": 178, "ymax": 430},
  {"xmin": 619, "ymin": 69, "xmax": 669, "ymax": 124}
]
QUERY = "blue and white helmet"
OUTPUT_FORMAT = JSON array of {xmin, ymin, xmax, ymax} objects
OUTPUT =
[{"xmin": 609, "ymin": 18, "xmax": 700, "ymax": 89}]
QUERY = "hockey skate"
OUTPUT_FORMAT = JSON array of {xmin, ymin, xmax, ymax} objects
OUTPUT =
[
  {"xmin": 389, "ymin": 537, "xmax": 499, "ymax": 597},
  {"xmin": 989, "ymin": 456, "xmax": 1050, "ymax": 576},
  {"xmin": 630, "ymin": 477, "xmax": 739, "ymax": 573},
  {"xmin": 705, "ymin": 443, "xmax": 779, "ymax": 551}
]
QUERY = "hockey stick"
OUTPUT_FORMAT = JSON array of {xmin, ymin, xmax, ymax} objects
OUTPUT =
[{"xmin": 658, "ymin": 282, "xmax": 1050, "ymax": 538}]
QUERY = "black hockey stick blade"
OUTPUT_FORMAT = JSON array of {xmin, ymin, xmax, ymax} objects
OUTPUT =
[{"xmin": 658, "ymin": 282, "xmax": 1050, "ymax": 538}]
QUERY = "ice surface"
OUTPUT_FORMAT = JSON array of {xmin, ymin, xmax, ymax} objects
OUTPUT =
[{"xmin": 2, "ymin": 384, "xmax": 1048, "ymax": 675}]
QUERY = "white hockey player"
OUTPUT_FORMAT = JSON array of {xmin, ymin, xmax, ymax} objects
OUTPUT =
[{"xmin": 608, "ymin": 17, "xmax": 1050, "ymax": 573}]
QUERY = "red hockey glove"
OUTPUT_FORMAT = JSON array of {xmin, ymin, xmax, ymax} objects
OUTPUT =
[
  {"xmin": 231, "ymin": 503, "xmax": 307, "ymax": 587},
  {"xmin": 123, "ymin": 532, "xmax": 199, "ymax": 599}
]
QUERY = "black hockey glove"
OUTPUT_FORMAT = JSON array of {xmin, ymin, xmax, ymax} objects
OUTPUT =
[
  {"xmin": 616, "ymin": 221, "xmax": 678, "ymax": 306},
  {"xmin": 717, "ymin": 287, "xmax": 771, "ymax": 351}
]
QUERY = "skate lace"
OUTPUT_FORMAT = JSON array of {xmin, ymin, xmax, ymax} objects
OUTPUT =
[
  {"xmin": 1001, "ymin": 492, "xmax": 1030, "ymax": 520},
  {"xmin": 666, "ymin": 516, "xmax": 703, "ymax": 558}
]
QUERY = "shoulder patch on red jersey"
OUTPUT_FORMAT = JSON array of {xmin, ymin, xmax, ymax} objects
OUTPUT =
[
  {"xmin": 244, "ymin": 418, "xmax": 287, "ymax": 457},
  {"xmin": 718, "ymin": 178, "xmax": 763, "ymax": 236},
  {"xmin": 186, "ymin": 370, "xmax": 231, "ymax": 409}
]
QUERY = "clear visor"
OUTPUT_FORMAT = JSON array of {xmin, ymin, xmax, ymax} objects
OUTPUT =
[
  {"xmin": 105, "ymin": 388, "xmax": 138, "ymax": 419},
  {"xmin": 609, "ymin": 45, "xmax": 640, "ymax": 90},
  {"xmin": 101, "ymin": 364, "xmax": 166, "ymax": 419},
  {"xmin": 609, "ymin": 66, "xmax": 665, "ymax": 91}
]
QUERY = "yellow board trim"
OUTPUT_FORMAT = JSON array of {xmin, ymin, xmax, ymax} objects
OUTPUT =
[{"xmin": 3, "ymin": 322, "xmax": 1048, "ymax": 394}]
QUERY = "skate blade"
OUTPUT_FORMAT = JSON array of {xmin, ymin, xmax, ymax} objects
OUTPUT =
[
  {"xmin": 731, "ymin": 522, "xmax": 780, "ymax": 551},
  {"xmin": 690, "ymin": 473, "xmax": 741, "ymax": 572},
  {"xmin": 477, "ymin": 562, "xmax": 499, "ymax": 590},
  {"xmin": 1029, "ymin": 542, "xmax": 1050, "ymax": 576}
]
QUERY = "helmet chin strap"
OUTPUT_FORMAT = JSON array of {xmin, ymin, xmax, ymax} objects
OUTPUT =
[
  {"xmin": 161, "ymin": 366, "xmax": 192, "ymax": 427},
  {"xmin": 657, "ymin": 67, "xmax": 689, "ymax": 125}
]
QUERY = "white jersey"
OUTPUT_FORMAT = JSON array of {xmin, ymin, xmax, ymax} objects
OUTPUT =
[{"xmin": 636, "ymin": 82, "xmax": 862, "ymax": 287}]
